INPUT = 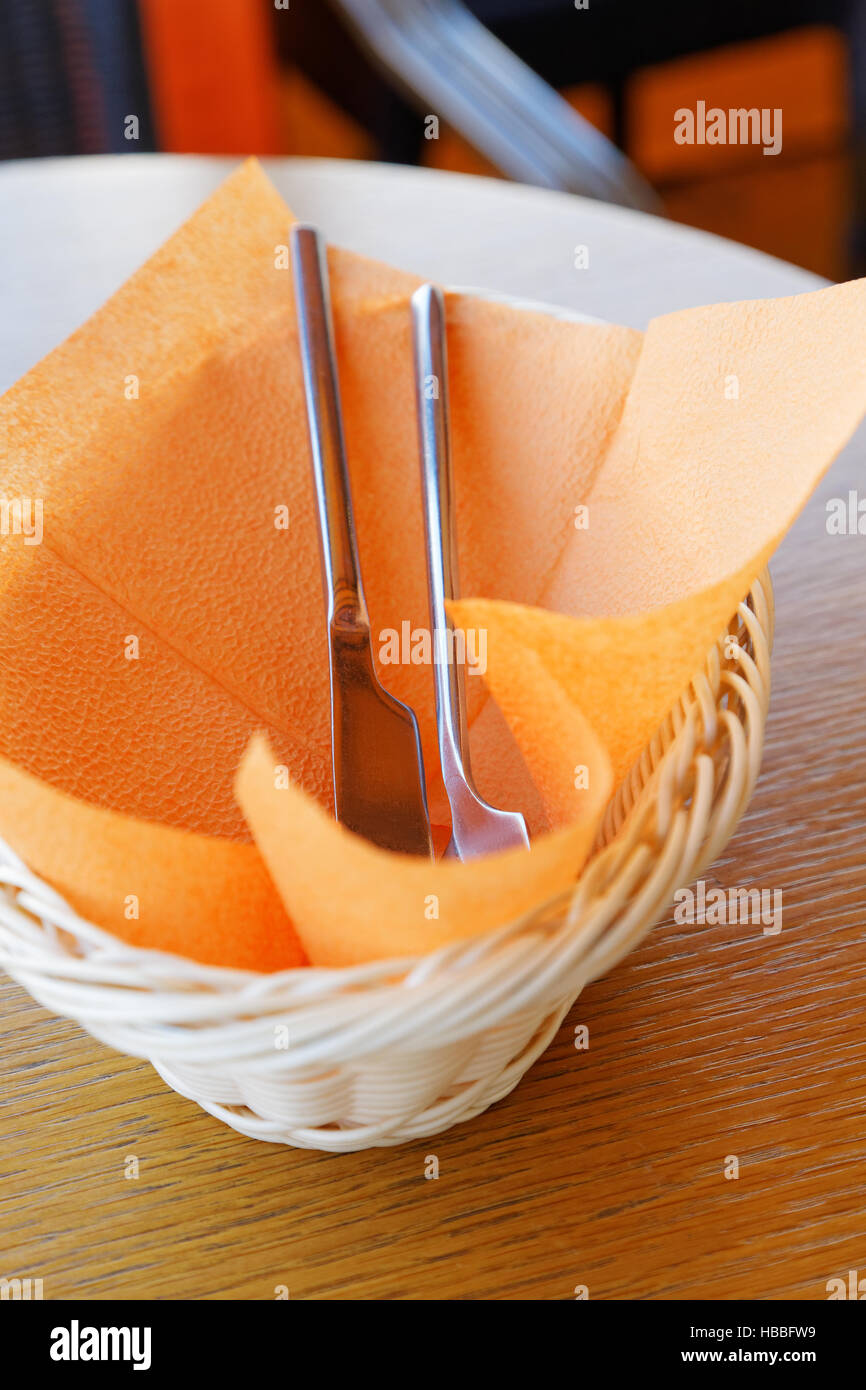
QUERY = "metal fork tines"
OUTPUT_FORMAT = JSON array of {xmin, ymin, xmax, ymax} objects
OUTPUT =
[
  {"xmin": 291, "ymin": 224, "xmax": 433, "ymax": 858},
  {"xmin": 410, "ymin": 282, "xmax": 530, "ymax": 860}
]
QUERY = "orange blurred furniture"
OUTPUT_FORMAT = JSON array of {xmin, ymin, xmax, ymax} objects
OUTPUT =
[
  {"xmin": 138, "ymin": 0, "xmax": 282, "ymax": 154},
  {"xmin": 135, "ymin": 2, "xmax": 852, "ymax": 278},
  {"xmin": 138, "ymin": 0, "xmax": 652, "ymax": 206},
  {"xmin": 628, "ymin": 27, "xmax": 851, "ymax": 279}
]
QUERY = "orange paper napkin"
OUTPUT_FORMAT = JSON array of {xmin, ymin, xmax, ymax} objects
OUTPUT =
[{"xmin": 1, "ymin": 158, "xmax": 864, "ymax": 970}]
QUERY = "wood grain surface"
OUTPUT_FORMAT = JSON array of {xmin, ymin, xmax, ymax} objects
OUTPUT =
[{"xmin": 0, "ymin": 157, "xmax": 864, "ymax": 1301}]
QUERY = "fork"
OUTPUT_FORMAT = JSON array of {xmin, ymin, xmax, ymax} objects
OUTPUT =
[
  {"xmin": 291, "ymin": 224, "xmax": 433, "ymax": 858},
  {"xmin": 410, "ymin": 282, "xmax": 530, "ymax": 859}
]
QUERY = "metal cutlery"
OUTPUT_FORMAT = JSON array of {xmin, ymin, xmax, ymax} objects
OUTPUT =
[
  {"xmin": 291, "ymin": 224, "xmax": 433, "ymax": 858},
  {"xmin": 292, "ymin": 227, "xmax": 529, "ymax": 861},
  {"xmin": 410, "ymin": 282, "xmax": 530, "ymax": 859}
]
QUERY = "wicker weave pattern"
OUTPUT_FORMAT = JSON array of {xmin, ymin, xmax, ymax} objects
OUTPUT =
[{"xmin": 0, "ymin": 575, "xmax": 773, "ymax": 1151}]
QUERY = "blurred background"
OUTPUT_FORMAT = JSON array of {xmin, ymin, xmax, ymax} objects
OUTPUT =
[{"xmin": 0, "ymin": 0, "xmax": 861, "ymax": 280}]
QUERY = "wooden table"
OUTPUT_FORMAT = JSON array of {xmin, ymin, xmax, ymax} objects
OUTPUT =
[{"xmin": 1, "ymin": 156, "xmax": 863, "ymax": 1302}]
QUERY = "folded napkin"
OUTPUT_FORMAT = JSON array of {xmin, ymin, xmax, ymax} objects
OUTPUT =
[{"xmin": 1, "ymin": 158, "xmax": 864, "ymax": 970}]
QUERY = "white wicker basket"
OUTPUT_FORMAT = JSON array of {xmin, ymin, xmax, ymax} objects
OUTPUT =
[{"xmin": 0, "ymin": 574, "xmax": 773, "ymax": 1151}]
